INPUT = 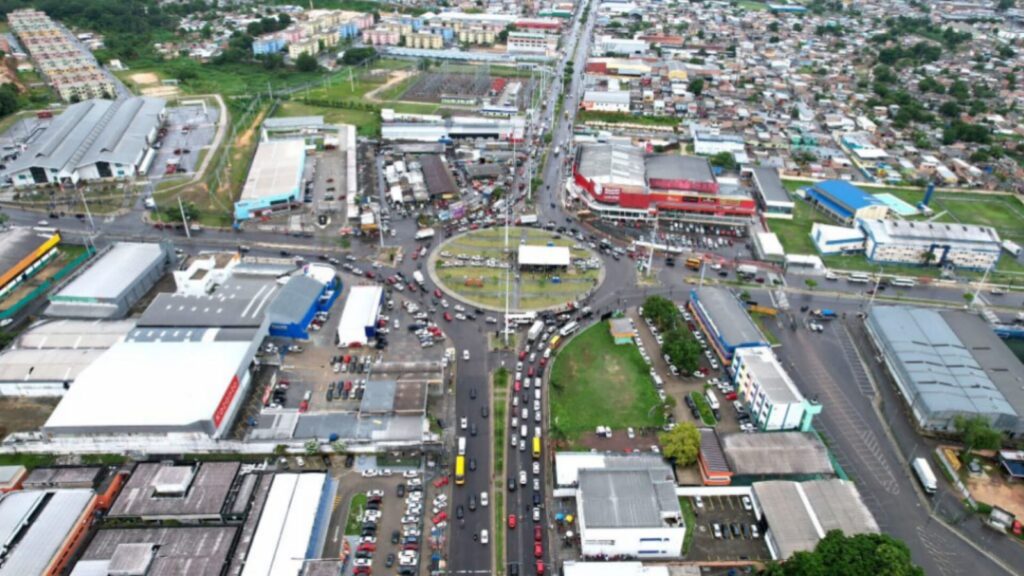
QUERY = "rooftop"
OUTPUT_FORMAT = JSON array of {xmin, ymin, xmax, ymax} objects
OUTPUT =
[
  {"xmin": 577, "ymin": 143, "xmax": 646, "ymax": 189},
  {"xmin": 751, "ymin": 166, "xmax": 791, "ymax": 204},
  {"xmin": 420, "ymin": 154, "xmax": 458, "ymax": 197},
  {"xmin": 108, "ymin": 462, "xmax": 239, "ymax": 519},
  {"xmin": 22, "ymin": 467, "xmax": 101, "ymax": 488},
  {"xmin": 858, "ymin": 218, "xmax": 1001, "ymax": 247},
  {"xmin": 241, "ymin": 474, "xmax": 325, "ymax": 576},
  {"xmin": 753, "ymin": 479, "xmax": 878, "ymax": 560},
  {"xmin": 0, "ymin": 228, "xmax": 56, "ymax": 278},
  {"xmin": 336, "ymin": 285, "xmax": 383, "ymax": 347},
  {"xmin": 518, "ymin": 245, "xmax": 571, "ymax": 267},
  {"xmin": 555, "ymin": 452, "xmax": 670, "ymax": 486},
  {"xmin": 52, "ymin": 242, "xmax": 166, "ymax": 301},
  {"xmin": 0, "ymin": 489, "xmax": 94, "ymax": 576},
  {"xmin": 645, "ymin": 155, "xmax": 715, "ymax": 185},
  {"xmin": 579, "ymin": 466, "xmax": 680, "ymax": 529},
  {"xmin": 74, "ymin": 526, "xmax": 238, "ymax": 576},
  {"xmin": 266, "ymin": 275, "xmax": 324, "ymax": 326},
  {"xmin": 722, "ymin": 432, "xmax": 833, "ymax": 476},
  {"xmin": 735, "ymin": 347, "xmax": 804, "ymax": 404},
  {"xmin": 699, "ymin": 428, "xmax": 730, "ymax": 474},
  {"xmin": 239, "ymin": 139, "xmax": 306, "ymax": 201},
  {"xmin": 691, "ymin": 286, "xmax": 766, "ymax": 348},
  {"xmin": 138, "ymin": 277, "xmax": 278, "ymax": 328},
  {"xmin": 810, "ymin": 180, "xmax": 884, "ymax": 214}
]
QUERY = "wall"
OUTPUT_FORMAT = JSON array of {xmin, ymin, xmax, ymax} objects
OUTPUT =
[{"xmin": 580, "ymin": 526, "xmax": 685, "ymax": 558}]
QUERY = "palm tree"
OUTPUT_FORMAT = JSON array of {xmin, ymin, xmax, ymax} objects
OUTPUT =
[{"xmin": 921, "ymin": 251, "xmax": 937, "ymax": 266}]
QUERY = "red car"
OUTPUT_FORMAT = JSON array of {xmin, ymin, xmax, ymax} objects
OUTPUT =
[
  {"xmin": 444, "ymin": 312, "xmax": 453, "ymax": 322},
  {"xmin": 514, "ymin": 380, "xmax": 521, "ymax": 392},
  {"xmin": 534, "ymin": 542, "xmax": 543, "ymax": 558},
  {"xmin": 298, "ymin": 400, "xmax": 309, "ymax": 413},
  {"xmin": 434, "ymin": 289, "xmax": 442, "ymax": 298},
  {"xmin": 387, "ymin": 276, "xmax": 397, "ymax": 285},
  {"xmin": 357, "ymin": 542, "xmax": 376, "ymax": 552},
  {"xmin": 519, "ymin": 350, "xmax": 527, "ymax": 361},
  {"xmin": 433, "ymin": 476, "xmax": 450, "ymax": 488},
  {"xmin": 536, "ymin": 561, "xmax": 545, "ymax": 575},
  {"xmin": 539, "ymin": 357, "xmax": 547, "ymax": 367},
  {"xmin": 407, "ymin": 282, "xmax": 418, "ymax": 292},
  {"xmin": 354, "ymin": 568, "xmax": 371, "ymax": 576},
  {"xmin": 725, "ymin": 392, "xmax": 738, "ymax": 401},
  {"xmin": 432, "ymin": 511, "xmax": 447, "ymax": 525},
  {"xmin": 527, "ymin": 366, "xmax": 535, "ymax": 377},
  {"xmin": 534, "ymin": 526, "xmax": 542, "ymax": 542},
  {"xmin": 508, "ymin": 514, "xmax": 517, "ymax": 529}
]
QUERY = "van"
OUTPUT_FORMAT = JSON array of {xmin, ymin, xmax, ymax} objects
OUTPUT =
[
  {"xmin": 521, "ymin": 424, "xmax": 528, "ymax": 438},
  {"xmin": 534, "ymin": 388, "xmax": 541, "ymax": 400}
]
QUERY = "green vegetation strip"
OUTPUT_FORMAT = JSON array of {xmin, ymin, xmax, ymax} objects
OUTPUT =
[
  {"xmin": 578, "ymin": 110, "xmax": 679, "ymax": 127},
  {"xmin": 690, "ymin": 392, "xmax": 717, "ymax": 427},
  {"xmin": 492, "ymin": 367, "xmax": 509, "ymax": 573},
  {"xmin": 678, "ymin": 497, "xmax": 696, "ymax": 555},
  {"xmin": 549, "ymin": 322, "xmax": 665, "ymax": 440},
  {"xmin": 344, "ymin": 493, "xmax": 368, "ymax": 535}
]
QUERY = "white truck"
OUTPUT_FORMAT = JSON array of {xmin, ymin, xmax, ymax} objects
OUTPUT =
[
  {"xmin": 413, "ymin": 270, "xmax": 426, "ymax": 286},
  {"xmin": 415, "ymin": 228, "xmax": 435, "ymax": 241},
  {"xmin": 527, "ymin": 320, "xmax": 545, "ymax": 342},
  {"xmin": 912, "ymin": 457, "xmax": 937, "ymax": 495}
]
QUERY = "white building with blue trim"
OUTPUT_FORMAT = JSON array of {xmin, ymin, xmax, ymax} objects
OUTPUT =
[{"xmin": 857, "ymin": 218, "xmax": 1001, "ymax": 270}]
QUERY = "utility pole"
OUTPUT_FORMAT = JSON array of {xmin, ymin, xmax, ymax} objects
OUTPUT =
[
  {"xmin": 178, "ymin": 195, "xmax": 191, "ymax": 239},
  {"xmin": 504, "ymin": 135, "xmax": 515, "ymax": 346},
  {"xmin": 76, "ymin": 185, "xmax": 97, "ymax": 251}
]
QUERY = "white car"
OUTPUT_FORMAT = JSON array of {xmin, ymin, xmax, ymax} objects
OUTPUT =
[
  {"xmin": 694, "ymin": 495, "xmax": 704, "ymax": 508},
  {"xmin": 480, "ymin": 529, "xmax": 489, "ymax": 544},
  {"xmin": 532, "ymin": 507, "xmax": 541, "ymax": 522},
  {"xmin": 480, "ymin": 491, "xmax": 489, "ymax": 507},
  {"xmin": 533, "ymin": 478, "xmax": 541, "ymax": 491},
  {"xmin": 366, "ymin": 489, "xmax": 384, "ymax": 498},
  {"xmin": 463, "ymin": 350, "xmax": 470, "ymax": 361},
  {"xmin": 519, "ymin": 470, "xmax": 528, "ymax": 485},
  {"xmin": 742, "ymin": 496, "xmax": 753, "ymax": 511},
  {"xmin": 627, "ymin": 427, "xmax": 635, "ymax": 439},
  {"xmin": 532, "ymin": 461, "xmax": 540, "ymax": 475},
  {"xmin": 460, "ymin": 417, "xmax": 468, "ymax": 430}
]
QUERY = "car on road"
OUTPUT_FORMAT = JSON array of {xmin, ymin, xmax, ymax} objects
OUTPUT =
[
  {"xmin": 463, "ymin": 349, "xmax": 470, "ymax": 361},
  {"xmin": 742, "ymin": 496, "xmax": 753, "ymax": 511},
  {"xmin": 519, "ymin": 470, "xmax": 528, "ymax": 485},
  {"xmin": 481, "ymin": 491, "xmax": 489, "ymax": 506},
  {"xmin": 534, "ymin": 542, "xmax": 543, "ymax": 557},
  {"xmin": 508, "ymin": 514, "xmax": 517, "ymax": 529},
  {"xmin": 480, "ymin": 530, "xmax": 489, "ymax": 545},
  {"xmin": 481, "ymin": 405, "xmax": 489, "ymax": 418},
  {"xmin": 460, "ymin": 417, "xmax": 468, "ymax": 430},
  {"xmin": 444, "ymin": 312, "xmax": 453, "ymax": 322}
]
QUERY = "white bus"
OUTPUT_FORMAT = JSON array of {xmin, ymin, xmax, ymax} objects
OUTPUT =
[
  {"xmin": 912, "ymin": 457, "xmax": 937, "ymax": 495},
  {"xmin": 559, "ymin": 321, "xmax": 580, "ymax": 337},
  {"xmin": 847, "ymin": 272, "xmax": 871, "ymax": 284},
  {"xmin": 506, "ymin": 312, "xmax": 537, "ymax": 326},
  {"xmin": 888, "ymin": 277, "xmax": 917, "ymax": 288},
  {"xmin": 458, "ymin": 436, "xmax": 467, "ymax": 456},
  {"xmin": 415, "ymin": 229, "xmax": 435, "ymax": 241}
]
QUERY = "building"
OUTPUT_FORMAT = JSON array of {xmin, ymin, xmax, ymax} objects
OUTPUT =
[
  {"xmin": 268, "ymin": 273, "xmax": 339, "ymax": 340},
  {"xmin": 0, "ymin": 488, "xmax": 97, "ymax": 575},
  {"xmin": 0, "ymin": 228, "xmax": 61, "ymax": 303},
  {"xmin": 517, "ymin": 245, "xmax": 571, "ymax": 269},
  {"xmin": 692, "ymin": 127, "xmax": 746, "ymax": 156},
  {"xmin": 866, "ymin": 306, "xmax": 1024, "ymax": 437},
  {"xmin": 752, "ymin": 479, "xmax": 879, "ymax": 560},
  {"xmin": 572, "ymin": 143, "xmax": 756, "ymax": 223},
  {"xmin": 7, "ymin": 9, "xmax": 116, "ymax": 102},
  {"xmin": 858, "ymin": 218, "xmax": 1002, "ymax": 271},
  {"xmin": 733, "ymin": 346, "xmax": 821, "ymax": 431},
  {"xmin": 506, "ymin": 31, "xmax": 558, "ymax": 56},
  {"xmin": 242, "ymin": 473, "xmax": 327, "ymax": 576},
  {"xmin": 381, "ymin": 113, "xmax": 526, "ymax": 143},
  {"xmin": 46, "ymin": 242, "xmax": 172, "ymax": 319},
  {"xmin": 810, "ymin": 223, "xmax": 866, "ymax": 255},
  {"xmin": 7, "ymin": 97, "xmax": 166, "ymax": 187},
  {"xmin": 595, "ymin": 35, "xmax": 649, "ymax": 56},
  {"xmin": 0, "ymin": 466, "xmax": 26, "ymax": 493},
  {"xmin": 697, "ymin": 428, "xmax": 733, "ymax": 486},
  {"xmin": 581, "ymin": 90, "xmax": 630, "ymax": 112},
  {"xmin": 336, "ymin": 285, "xmax": 384, "ymax": 348},
  {"xmin": 108, "ymin": 462, "xmax": 240, "ymax": 521},
  {"xmin": 804, "ymin": 180, "xmax": 889, "ymax": 225},
  {"xmin": 609, "ymin": 317, "xmax": 636, "ymax": 344},
  {"xmin": 575, "ymin": 463, "xmax": 685, "ymax": 558},
  {"xmin": 722, "ymin": 432, "xmax": 834, "ymax": 479},
  {"xmin": 752, "ymin": 232, "xmax": 785, "ymax": 262},
  {"xmin": 72, "ymin": 526, "xmax": 238, "ymax": 576},
  {"xmin": 751, "ymin": 166, "xmax": 793, "ymax": 219},
  {"xmin": 420, "ymin": 155, "xmax": 458, "ymax": 198},
  {"xmin": 234, "ymin": 139, "xmax": 306, "ymax": 221},
  {"xmin": 688, "ymin": 287, "xmax": 767, "ymax": 365},
  {"xmin": 563, "ymin": 562, "xmax": 671, "ymax": 576}
]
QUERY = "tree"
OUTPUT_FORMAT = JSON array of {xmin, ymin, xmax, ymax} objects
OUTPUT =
[
  {"xmin": 709, "ymin": 152, "xmax": 736, "ymax": 171},
  {"xmin": 658, "ymin": 422, "xmax": 700, "ymax": 465},
  {"xmin": 921, "ymin": 251, "xmax": 937, "ymax": 266},
  {"xmin": 0, "ymin": 85, "xmax": 19, "ymax": 118},
  {"xmin": 954, "ymin": 415, "xmax": 1002, "ymax": 453},
  {"xmin": 295, "ymin": 52, "xmax": 319, "ymax": 72},
  {"xmin": 304, "ymin": 439, "xmax": 320, "ymax": 455},
  {"xmin": 761, "ymin": 530, "xmax": 924, "ymax": 576},
  {"xmin": 963, "ymin": 292, "xmax": 975, "ymax": 305},
  {"xmin": 805, "ymin": 278, "xmax": 818, "ymax": 291},
  {"xmin": 342, "ymin": 46, "xmax": 377, "ymax": 65},
  {"xmin": 939, "ymin": 101, "xmax": 961, "ymax": 118},
  {"xmin": 642, "ymin": 295, "xmax": 679, "ymax": 332},
  {"xmin": 687, "ymin": 77, "xmax": 705, "ymax": 97},
  {"xmin": 663, "ymin": 329, "xmax": 701, "ymax": 373}
]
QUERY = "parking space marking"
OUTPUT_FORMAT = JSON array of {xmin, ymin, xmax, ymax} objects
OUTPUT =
[{"xmin": 915, "ymin": 526, "xmax": 960, "ymax": 576}]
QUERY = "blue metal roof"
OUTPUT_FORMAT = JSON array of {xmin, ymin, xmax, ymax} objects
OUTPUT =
[{"xmin": 811, "ymin": 180, "xmax": 882, "ymax": 214}]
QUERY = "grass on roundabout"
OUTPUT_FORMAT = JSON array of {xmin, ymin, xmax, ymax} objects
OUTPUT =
[{"xmin": 549, "ymin": 322, "xmax": 666, "ymax": 441}]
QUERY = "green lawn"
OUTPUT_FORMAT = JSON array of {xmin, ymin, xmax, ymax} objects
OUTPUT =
[
  {"xmin": 764, "ymin": 199, "xmax": 829, "ymax": 255},
  {"xmin": 274, "ymin": 101, "xmax": 380, "ymax": 138},
  {"xmin": 578, "ymin": 110, "xmax": 679, "ymax": 128},
  {"xmin": 750, "ymin": 313, "xmax": 779, "ymax": 346},
  {"xmin": 735, "ymin": 0, "xmax": 769, "ymax": 10},
  {"xmin": 690, "ymin": 392, "xmax": 716, "ymax": 427},
  {"xmin": 679, "ymin": 497, "xmax": 696, "ymax": 555},
  {"xmin": 549, "ymin": 322, "xmax": 665, "ymax": 439},
  {"xmin": 344, "ymin": 493, "xmax": 368, "ymax": 535}
]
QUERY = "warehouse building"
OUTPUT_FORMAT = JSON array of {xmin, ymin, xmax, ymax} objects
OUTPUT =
[
  {"xmin": 688, "ymin": 287, "xmax": 767, "ymax": 365},
  {"xmin": 0, "ymin": 488, "xmax": 97, "ymax": 576},
  {"xmin": 420, "ymin": 154, "xmax": 459, "ymax": 198},
  {"xmin": 575, "ymin": 461, "xmax": 685, "ymax": 558},
  {"xmin": 581, "ymin": 90, "xmax": 631, "ymax": 112},
  {"xmin": 866, "ymin": 306, "xmax": 1024, "ymax": 437},
  {"xmin": 804, "ymin": 180, "xmax": 889, "ymax": 225},
  {"xmin": 233, "ymin": 139, "xmax": 307, "ymax": 221},
  {"xmin": 267, "ymin": 273, "xmax": 340, "ymax": 340},
  {"xmin": 0, "ymin": 228, "xmax": 61, "ymax": 303},
  {"xmin": 337, "ymin": 285, "xmax": 384, "ymax": 348},
  {"xmin": 242, "ymin": 473, "xmax": 327, "ymax": 576},
  {"xmin": 563, "ymin": 562, "xmax": 670, "ymax": 576},
  {"xmin": 811, "ymin": 223, "xmax": 866, "ymax": 255},
  {"xmin": 733, "ymin": 346, "xmax": 821, "ymax": 431},
  {"xmin": 108, "ymin": 462, "xmax": 240, "ymax": 521},
  {"xmin": 697, "ymin": 428, "xmax": 733, "ymax": 486},
  {"xmin": 7, "ymin": 97, "xmax": 166, "ymax": 187},
  {"xmin": 73, "ymin": 526, "xmax": 238, "ymax": 576},
  {"xmin": 554, "ymin": 452, "xmax": 669, "ymax": 487},
  {"xmin": 722, "ymin": 432, "xmax": 834, "ymax": 480},
  {"xmin": 752, "ymin": 479, "xmax": 878, "ymax": 560},
  {"xmin": 751, "ymin": 166, "xmax": 793, "ymax": 219},
  {"xmin": 381, "ymin": 113, "xmax": 527, "ymax": 142},
  {"xmin": 46, "ymin": 242, "xmax": 173, "ymax": 319},
  {"xmin": 858, "ymin": 218, "xmax": 1002, "ymax": 271}
]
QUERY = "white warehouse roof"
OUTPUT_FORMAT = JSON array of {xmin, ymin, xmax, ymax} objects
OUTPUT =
[
  {"xmin": 518, "ymin": 245, "xmax": 571, "ymax": 267},
  {"xmin": 52, "ymin": 242, "xmax": 165, "ymax": 301},
  {"xmin": 43, "ymin": 340, "xmax": 251, "ymax": 436},
  {"xmin": 239, "ymin": 139, "xmax": 306, "ymax": 201},
  {"xmin": 242, "ymin": 473, "xmax": 325, "ymax": 576},
  {"xmin": 336, "ymin": 286, "xmax": 383, "ymax": 347}
]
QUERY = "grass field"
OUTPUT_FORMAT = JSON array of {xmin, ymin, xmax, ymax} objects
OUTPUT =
[
  {"xmin": 275, "ymin": 100, "xmax": 380, "ymax": 138},
  {"xmin": 344, "ymin": 493, "xmax": 368, "ymax": 535},
  {"xmin": 690, "ymin": 392, "xmax": 716, "ymax": 427},
  {"xmin": 735, "ymin": 0, "xmax": 769, "ymax": 9},
  {"xmin": 549, "ymin": 322, "xmax": 665, "ymax": 440}
]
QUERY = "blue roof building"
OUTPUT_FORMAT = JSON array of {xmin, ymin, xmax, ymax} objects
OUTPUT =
[{"xmin": 806, "ymin": 180, "xmax": 889, "ymax": 225}]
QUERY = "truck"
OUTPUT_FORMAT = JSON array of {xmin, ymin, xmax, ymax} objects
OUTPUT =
[
  {"xmin": 736, "ymin": 264, "xmax": 758, "ymax": 278},
  {"xmin": 413, "ymin": 270, "xmax": 426, "ymax": 286},
  {"xmin": 518, "ymin": 214, "xmax": 538, "ymax": 226},
  {"xmin": 912, "ymin": 457, "xmax": 937, "ymax": 495},
  {"xmin": 415, "ymin": 228, "xmax": 435, "ymax": 241},
  {"xmin": 812, "ymin": 309, "xmax": 837, "ymax": 320},
  {"xmin": 527, "ymin": 320, "xmax": 545, "ymax": 342}
]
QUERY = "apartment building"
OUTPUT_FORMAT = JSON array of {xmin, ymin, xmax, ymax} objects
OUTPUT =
[
  {"xmin": 732, "ymin": 346, "xmax": 821, "ymax": 432},
  {"xmin": 506, "ymin": 31, "xmax": 559, "ymax": 56}
]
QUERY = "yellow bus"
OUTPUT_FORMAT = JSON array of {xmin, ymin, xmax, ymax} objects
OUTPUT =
[
  {"xmin": 685, "ymin": 257, "xmax": 702, "ymax": 271},
  {"xmin": 532, "ymin": 437, "xmax": 541, "ymax": 459},
  {"xmin": 455, "ymin": 455, "xmax": 466, "ymax": 485},
  {"xmin": 549, "ymin": 335, "xmax": 561, "ymax": 349}
]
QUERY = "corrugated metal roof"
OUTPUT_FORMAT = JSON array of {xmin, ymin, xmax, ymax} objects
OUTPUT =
[
  {"xmin": 645, "ymin": 155, "xmax": 714, "ymax": 184},
  {"xmin": 692, "ymin": 287, "xmax": 765, "ymax": 348},
  {"xmin": 751, "ymin": 166, "xmax": 791, "ymax": 204},
  {"xmin": 858, "ymin": 218, "xmax": 1001, "ymax": 247},
  {"xmin": 267, "ymin": 275, "xmax": 323, "ymax": 326},
  {"xmin": 577, "ymin": 143, "xmax": 646, "ymax": 188},
  {"xmin": 579, "ymin": 465, "xmax": 679, "ymax": 529},
  {"xmin": 0, "ymin": 489, "xmax": 94, "ymax": 576},
  {"xmin": 722, "ymin": 432, "xmax": 833, "ymax": 476},
  {"xmin": 54, "ymin": 242, "xmax": 165, "ymax": 301},
  {"xmin": 699, "ymin": 428, "xmax": 730, "ymax": 473},
  {"xmin": 239, "ymin": 140, "xmax": 306, "ymax": 201}
]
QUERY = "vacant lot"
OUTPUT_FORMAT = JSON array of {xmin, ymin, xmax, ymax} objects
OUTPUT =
[
  {"xmin": 0, "ymin": 396, "xmax": 59, "ymax": 437},
  {"xmin": 549, "ymin": 322, "xmax": 665, "ymax": 440}
]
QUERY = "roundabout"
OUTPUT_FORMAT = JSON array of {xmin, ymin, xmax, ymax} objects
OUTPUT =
[{"xmin": 427, "ymin": 226, "xmax": 605, "ymax": 312}]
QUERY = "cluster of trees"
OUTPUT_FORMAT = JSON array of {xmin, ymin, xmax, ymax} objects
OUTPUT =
[
  {"xmin": 880, "ymin": 17, "xmax": 972, "ymax": 49},
  {"xmin": 641, "ymin": 296, "xmax": 701, "ymax": 374},
  {"xmin": 658, "ymin": 422, "xmax": 700, "ymax": 465},
  {"xmin": 0, "ymin": 84, "xmax": 20, "ymax": 119},
  {"xmin": 340, "ymin": 47, "xmax": 377, "ymax": 66},
  {"xmin": 761, "ymin": 531, "xmax": 923, "ymax": 576},
  {"xmin": 876, "ymin": 41, "xmax": 943, "ymax": 66},
  {"xmin": 245, "ymin": 13, "xmax": 291, "ymax": 37},
  {"xmin": 942, "ymin": 120, "xmax": 991, "ymax": 145},
  {"xmin": 709, "ymin": 152, "xmax": 736, "ymax": 171}
]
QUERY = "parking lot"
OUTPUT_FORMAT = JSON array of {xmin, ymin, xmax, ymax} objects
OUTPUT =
[
  {"xmin": 688, "ymin": 494, "xmax": 771, "ymax": 562},
  {"xmin": 147, "ymin": 103, "xmax": 219, "ymax": 178}
]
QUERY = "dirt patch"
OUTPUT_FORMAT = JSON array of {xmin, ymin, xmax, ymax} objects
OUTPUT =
[
  {"xmin": 0, "ymin": 396, "xmax": 59, "ymax": 437},
  {"xmin": 365, "ymin": 70, "xmax": 415, "ymax": 103},
  {"xmin": 966, "ymin": 470, "xmax": 1024, "ymax": 519},
  {"xmin": 130, "ymin": 72, "xmax": 160, "ymax": 85}
]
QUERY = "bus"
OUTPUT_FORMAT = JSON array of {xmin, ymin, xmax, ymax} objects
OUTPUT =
[
  {"xmin": 455, "ymin": 455, "xmax": 466, "ymax": 485},
  {"xmin": 847, "ymin": 272, "xmax": 871, "ymax": 284},
  {"xmin": 888, "ymin": 277, "xmax": 917, "ymax": 288},
  {"xmin": 911, "ymin": 457, "xmax": 937, "ymax": 495},
  {"xmin": 685, "ymin": 257, "xmax": 702, "ymax": 271},
  {"xmin": 558, "ymin": 321, "xmax": 579, "ymax": 337},
  {"xmin": 532, "ymin": 437, "xmax": 541, "ymax": 459},
  {"xmin": 549, "ymin": 335, "xmax": 561, "ymax": 349}
]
